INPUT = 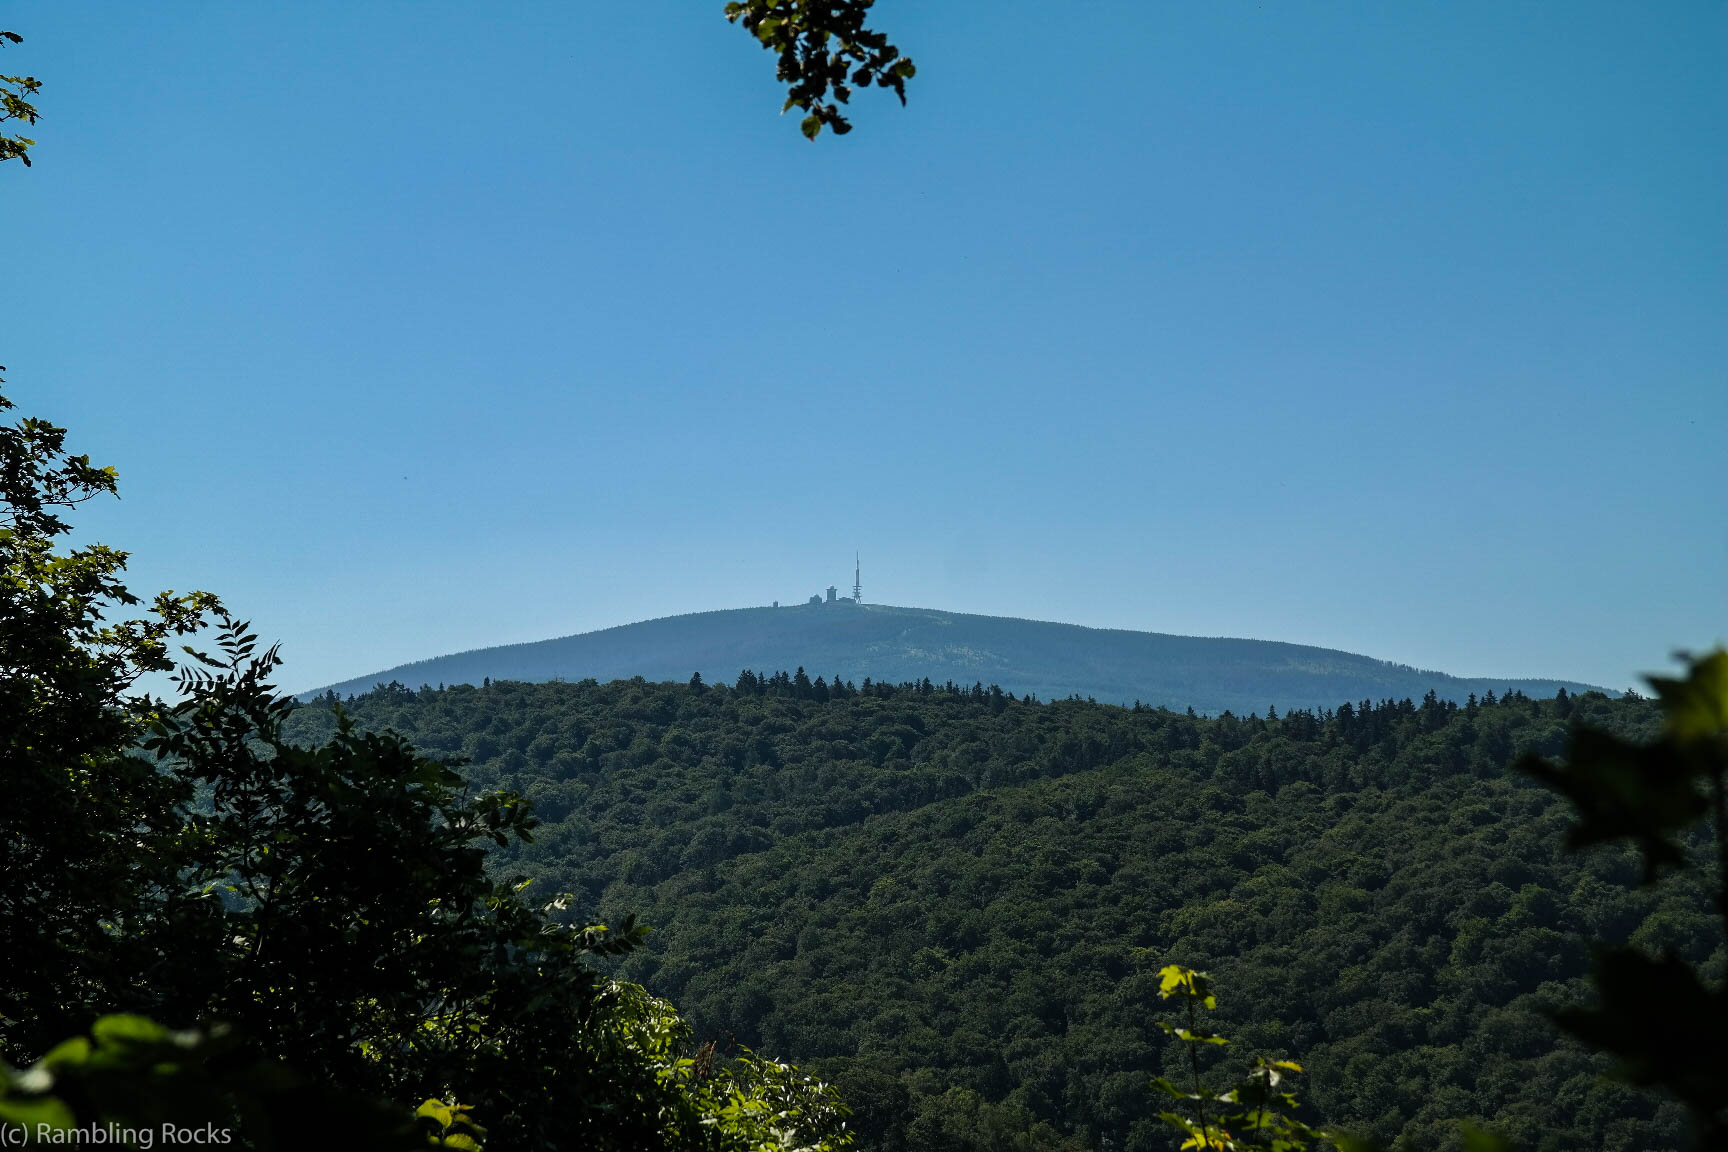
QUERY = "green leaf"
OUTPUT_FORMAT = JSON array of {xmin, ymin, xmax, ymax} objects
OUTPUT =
[
  {"xmin": 1156, "ymin": 1111, "xmax": 1207, "ymax": 1136},
  {"xmin": 1649, "ymin": 648, "xmax": 1728, "ymax": 742},
  {"xmin": 1550, "ymin": 947, "xmax": 1728, "ymax": 1120},
  {"xmin": 37, "ymin": 1037, "xmax": 91, "ymax": 1071},
  {"xmin": 1328, "ymin": 1135, "xmax": 1388, "ymax": 1152},
  {"xmin": 90, "ymin": 1013, "xmax": 168, "ymax": 1045},
  {"xmin": 1460, "ymin": 1124, "xmax": 1516, "ymax": 1152},
  {"xmin": 1150, "ymin": 1076, "xmax": 1191, "ymax": 1100},
  {"xmin": 1171, "ymin": 1027, "xmax": 1228, "ymax": 1046},
  {"xmin": 1518, "ymin": 728, "xmax": 1707, "ymax": 879},
  {"xmin": 0, "ymin": 1097, "xmax": 75, "ymax": 1129},
  {"xmin": 1158, "ymin": 963, "xmax": 1215, "ymax": 1006},
  {"xmin": 417, "ymin": 1099, "xmax": 454, "ymax": 1128}
]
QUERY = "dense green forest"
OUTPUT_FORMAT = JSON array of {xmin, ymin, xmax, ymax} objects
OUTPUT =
[
  {"xmin": 289, "ymin": 674, "xmax": 1716, "ymax": 1151},
  {"xmin": 307, "ymin": 602, "xmax": 1608, "ymax": 716}
]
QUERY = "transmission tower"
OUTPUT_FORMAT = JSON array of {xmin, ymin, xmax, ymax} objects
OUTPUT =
[{"xmin": 853, "ymin": 553, "xmax": 862, "ymax": 603}]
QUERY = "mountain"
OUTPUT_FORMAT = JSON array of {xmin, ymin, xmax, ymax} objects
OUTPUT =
[{"xmin": 304, "ymin": 601, "xmax": 1607, "ymax": 714}]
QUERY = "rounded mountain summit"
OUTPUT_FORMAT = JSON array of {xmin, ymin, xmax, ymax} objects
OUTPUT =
[{"xmin": 303, "ymin": 602, "xmax": 1607, "ymax": 715}]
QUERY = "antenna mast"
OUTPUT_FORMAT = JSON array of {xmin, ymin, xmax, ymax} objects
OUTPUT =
[{"xmin": 853, "ymin": 553, "xmax": 862, "ymax": 603}]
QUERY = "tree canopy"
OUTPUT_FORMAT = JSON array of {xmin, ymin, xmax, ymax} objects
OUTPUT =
[
  {"xmin": 293, "ymin": 672, "xmax": 1710, "ymax": 1150},
  {"xmin": 724, "ymin": 0, "xmax": 914, "ymax": 138}
]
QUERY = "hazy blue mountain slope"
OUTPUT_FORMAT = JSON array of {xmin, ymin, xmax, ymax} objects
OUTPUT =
[{"xmin": 305, "ymin": 602, "xmax": 1606, "ymax": 714}]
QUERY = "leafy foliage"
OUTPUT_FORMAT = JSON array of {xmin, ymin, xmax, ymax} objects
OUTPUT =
[
  {"xmin": 723, "ymin": 0, "xmax": 914, "ymax": 139},
  {"xmin": 601, "ymin": 979, "xmax": 851, "ymax": 1152},
  {"xmin": 0, "ymin": 32, "xmax": 38, "ymax": 166},
  {"xmin": 1520, "ymin": 649, "xmax": 1728, "ymax": 1145},
  {"xmin": 141, "ymin": 619, "xmax": 665, "ymax": 1146},
  {"xmin": 3, "ymin": 10, "xmax": 913, "ymax": 159},
  {"xmin": 0, "ymin": 1014, "xmax": 417, "ymax": 1148},
  {"xmin": 129, "ymin": 614, "xmax": 854, "ymax": 1151},
  {"xmin": 1151, "ymin": 966, "xmax": 1335, "ymax": 1151},
  {"xmin": 419, "ymin": 1097, "xmax": 489, "ymax": 1149},
  {"xmin": 0, "ymin": 366, "xmax": 218, "ymax": 1062}
]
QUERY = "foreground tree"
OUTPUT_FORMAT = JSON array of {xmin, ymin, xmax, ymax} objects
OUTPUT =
[
  {"xmin": 141, "ymin": 615, "xmax": 850, "ymax": 1149},
  {"xmin": 0, "ymin": 368, "xmax": 217, "ymax": 1062},
  {"xmin": 1520, "ymin": 649, "xmax": 1728, "ymax": 1145},
  {"xmin": 0, "ymin": 376, "xmax": 852, "ymax": 1150},
  {"xmin": 1151, "ymin": 964, "xmax": 1341, "ymax": 1151}
]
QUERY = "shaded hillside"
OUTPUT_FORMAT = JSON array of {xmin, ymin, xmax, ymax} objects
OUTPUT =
[
  {"xmin": 285, "ymin": 679, "xmax": 1702, "ymax": 1151},
  {"xmin": 305, "ymin": 602, "xmax": 1607, "ymax": 715}
]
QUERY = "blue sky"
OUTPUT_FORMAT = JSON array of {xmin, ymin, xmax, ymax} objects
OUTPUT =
[{"xmin": 8, "ymin": 1, "xmax": 1724, "ymax": 694}]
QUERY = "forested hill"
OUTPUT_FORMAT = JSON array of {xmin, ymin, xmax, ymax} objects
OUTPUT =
[
  {"xmin": 285, "ymin": 677, "xmax": 1709, "ymax": 1151},
  {"xmin": 304, "ymin": 602, "xmax": 1606, "ymax": 714}
]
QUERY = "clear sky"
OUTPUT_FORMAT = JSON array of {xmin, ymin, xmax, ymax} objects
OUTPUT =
[{"xmin": 8, "ymin": 1, "xmax": 1724, "ymax": 694}]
